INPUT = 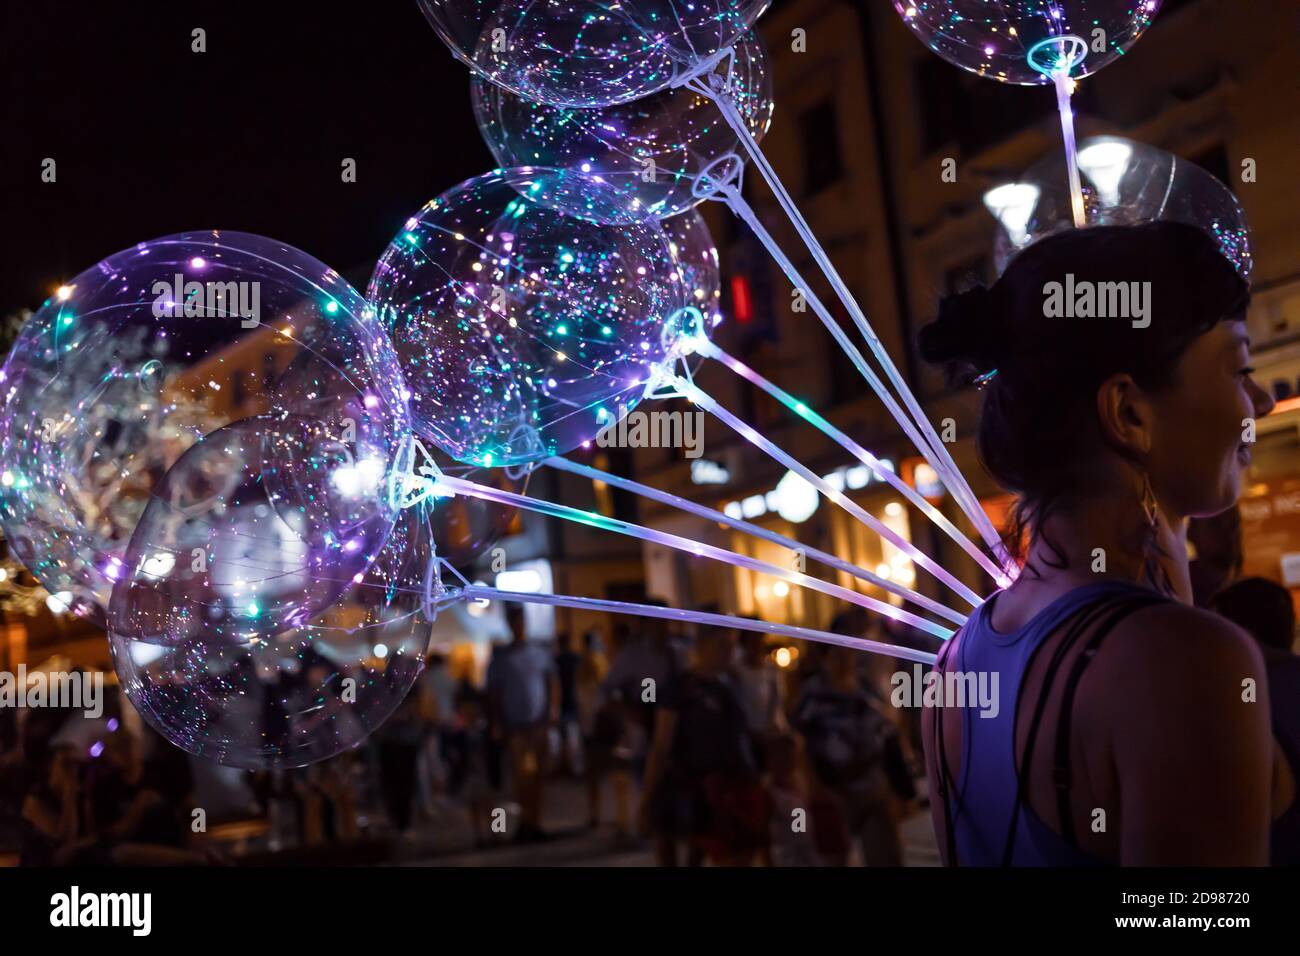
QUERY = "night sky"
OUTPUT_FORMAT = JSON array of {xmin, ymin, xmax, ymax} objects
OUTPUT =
[{"xmin": 1, "ymin": 0, "xmax": 495, "ymax": 310}]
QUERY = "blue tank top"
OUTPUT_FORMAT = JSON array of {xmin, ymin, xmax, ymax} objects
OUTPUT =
[{"xmin": 943, "ymin": 580, "xmax": 1159, "ymax": 867}]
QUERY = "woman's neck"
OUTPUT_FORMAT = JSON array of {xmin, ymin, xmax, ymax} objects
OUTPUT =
[{"xmin": 1023, "ymin": 494, "xmax": 1192, "ymax": 604}]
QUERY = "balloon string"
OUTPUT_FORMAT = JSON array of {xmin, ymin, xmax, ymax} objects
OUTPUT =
[
  {"xmin": 698, "ymin": 341, "xmax": 1005, "ymax": 583},
  {"xmin": 672, "ymin": 378, "xmax": 982, "ymax": 608},
  {"xmin": 542, "ymin": 455, "xmax": 967, "ymax": 625},
  {"xmin": 457, "ymin": 585, "xmax": 938, "ymax": 665},
  {"xmin": 434, "ymin": 474, "xmax": 955, "ymax": 639},
  {"xmin": 699, "ymin": 78, "xmax": 1012, "ymax": 574},
  {"xmin": 706, "ymin": 189, "xmax": 987, "ymax": 579},
  {"xmin": 1053, "ymin": 69, "xmax": 1087, "ymax": 228}
]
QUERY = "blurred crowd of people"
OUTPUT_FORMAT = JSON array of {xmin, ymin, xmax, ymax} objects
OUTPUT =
[
  {"xmin": 0, "ymin": 597, "xmax": 938, "ymax": 867},
  {"xmin": 398, "ymin": 600, "xmax": 941, "ymax": 866},
  {"xmin": 0, "ymin": 689, "xmax": 216, "ymax": 866}
]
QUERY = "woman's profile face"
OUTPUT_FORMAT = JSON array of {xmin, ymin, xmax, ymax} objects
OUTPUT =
[{"xmin": 1147, "ymin": 320, "xmax": 1274, "ymax": 518}]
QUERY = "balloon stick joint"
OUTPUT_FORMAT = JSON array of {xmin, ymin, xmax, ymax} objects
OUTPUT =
[{"xmin": 391, "ymin": 435, "xmax": 447, "ymax": 510}]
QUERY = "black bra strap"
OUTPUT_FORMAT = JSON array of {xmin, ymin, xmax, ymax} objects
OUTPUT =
[
  {"xmin": 1053, "ymin": 594, "xmax": 1165, "ymax": 847},
  {"xmin": 1002, "ymin": 593, "xmax": 1166, "ymax": 865},
  {"xmin": 1000, "ymin": 595, "xmax": 1125, "ymax": 866}
]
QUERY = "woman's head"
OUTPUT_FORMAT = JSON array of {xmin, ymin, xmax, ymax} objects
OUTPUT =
[{"xmin": 920, "ymin": 221, "xmax": 1272, "ymax": 558}]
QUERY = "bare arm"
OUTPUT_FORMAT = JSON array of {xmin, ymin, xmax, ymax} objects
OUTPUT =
[{"xmin": 1104, "ymin": 606, "xmax": 1272, "ymax": 866}]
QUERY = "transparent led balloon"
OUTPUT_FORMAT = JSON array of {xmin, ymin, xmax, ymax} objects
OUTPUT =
[
  {"xmin": 893, "ymin": 0, "xmax": 1162, "ymax": 85},
  {"xmin": 473, "ymin": 30, "xmax": 772, "ymax": 225},
  {"xmin": 0, "ymin": 231, "xmax": 411, "ymax": 628},
  {"xmin": 109, "ymin": 490, "xmax": 437, "ymax": 771},
  {"xmin": 368, "ymin": 168, "xmax": 688, "ymax": 467},
  {"xmin": 420, "ymin": 0, "xmax": 769, "ymax": 108},
  {"xmin": 985, "ymin": 135, "xmax": 1253, "ymax": 279}
]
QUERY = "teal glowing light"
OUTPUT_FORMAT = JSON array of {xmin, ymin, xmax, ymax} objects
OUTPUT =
[{"xmin": 324, "ymin": 300, "xmax": 340, "ymax": 314}]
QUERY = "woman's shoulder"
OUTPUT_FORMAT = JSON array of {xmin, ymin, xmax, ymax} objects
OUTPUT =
[
  {"xmin": 1090, "ymin": 599, "xmax": 1267, "ymax": 714},
  {"xmin": 1105, "ymin": 599, "xmax": 1259, "ymax": 659}
]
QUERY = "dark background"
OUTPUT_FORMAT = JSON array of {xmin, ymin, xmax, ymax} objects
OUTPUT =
[{"xmin": 0, "ymin": 0, "xmax": 495, "ymax": 307}]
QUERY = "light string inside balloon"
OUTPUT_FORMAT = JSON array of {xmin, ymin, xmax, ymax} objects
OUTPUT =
[{"xmin": 542, "ymin": 455, "xmax": 967, "ymax": 625}]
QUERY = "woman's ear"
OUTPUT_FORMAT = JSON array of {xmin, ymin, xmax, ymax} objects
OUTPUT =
[{"xmin": 1095, "ymin": 372, "xmax": 1154, "ymax": 457}]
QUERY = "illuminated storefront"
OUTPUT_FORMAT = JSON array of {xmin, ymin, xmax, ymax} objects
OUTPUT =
[{"xmin": 1241, "ymin": 397, "xmax": 1300, "ymax": 614}]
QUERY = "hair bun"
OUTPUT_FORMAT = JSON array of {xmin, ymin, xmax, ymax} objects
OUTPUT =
[{"xmin": 918, "ymin": 283, "xmax": 1007, "ymax": 373}]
